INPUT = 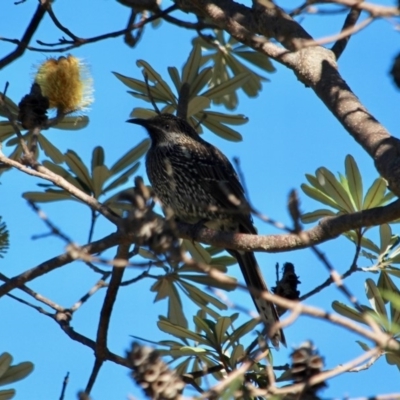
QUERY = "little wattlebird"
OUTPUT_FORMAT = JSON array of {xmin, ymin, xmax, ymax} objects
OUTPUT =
[{"xmin": 128, "ymin": 113, "xmax": 286, "ymax": 348}]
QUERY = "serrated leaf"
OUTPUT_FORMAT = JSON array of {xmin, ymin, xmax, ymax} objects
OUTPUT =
[
  {"xmin": 380, "ymin": 224, "xmax": 392, "ymax": 254},
  {"xmin": 0, "ymin": 362, "xmax": 33, "ymax": 386},
  {"xmin": 187, "ymin": 96, "xmax": 210, "ymax": 117},
  {"xmin": 157, "ymin": 320, "xmax": 208, "ymax": 344},
  {"xmin": 36, "ymin": 134, "xmax": 64, "ymax": 164},
  {"xmin": 202, "ymin": 72, "xmax": 249, "ymax": 100},
  {"xmin": 65, "ymin": 150, "xmax": 93, "ymax": 192},
  {"xmin": 91, "ymin": 146, "xmax": 105, "ymax": 173},
  {"xmin": 332, "ymin": 301, "xmax": 366, "ymax": 324},
  {"xmin": 182, "ymin": 43, "xmax": 202, "ymax": 84},
  {"xmin": 168, "ymin": 67, "xmax": 181, "ymax": 92},
  {"xmin": 363, "ymin": 177, "xmax": 387, "ymax": 209},
  {"xmin": 92, "ymin": 165, "xmax": 111, "ymax": 198},
  {"xmin": 365, "ymin": 279, "xmax": 387, "ymax": 317},
  {"xmin": 301, "ymin": 184, "xmax": 342, "ymax": 210},
  {"xmin": 102, "ymin": 162, "xmax": 140, "ymax": 193},
  {"xmin": 22, "ymin": 191, "xmax": 73, "ymax": 203},
  {"xmin": 189, "ymin": 67, "xmax": 213, "ymax": 97},
  {"xmin": 0, "ymin": 389, "xmax": 15, "ymax": 400},
  {"xmin": 52, "ymin": 116, "xmax": 89, "ymax": 130},
  {"xmin": 201, "ymin": 116, "xmax": 242, "ymax": 142},
  {"xmin": 136, "ymin": 60, "xmax": 176, "ymax": 102},
  {"xmin": 234, "ymin": 50, "xmax": 275, "ymax": 72},
  {"xmin": 301, "ymin": 209, "xmax": 336, "ymax": 224},
  {"xmin": 316, "ymin": 167, "xmax": 355, "ymax": 212},
  {"xmin": 110, "ymin": 139, "xmax": 149, "ymax": 175},
  {"xmin": 345, "ymin": 155, "xmax": 363, "ymax": 211},
  {"xmin": 215, "ymin": 317, "xmax": 232, "ymax": 343},
  {"xmin": 0, "ymin": 354, "xmax": 12, "ymax": 379}
]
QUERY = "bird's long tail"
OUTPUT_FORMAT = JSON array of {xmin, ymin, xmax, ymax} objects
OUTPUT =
[{"xmin": 230, "ymin": 250, "xmax": 286, "ymax": 349}]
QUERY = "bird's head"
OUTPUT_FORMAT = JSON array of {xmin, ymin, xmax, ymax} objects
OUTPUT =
[{"xmin": 127, "ymin": 113, "xmax": 200, "ymax": 145}]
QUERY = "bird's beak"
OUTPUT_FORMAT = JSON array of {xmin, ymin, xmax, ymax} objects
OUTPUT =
[{"xmin": 126, "ymin": 118, "xmax": 149, "ymax": 127}]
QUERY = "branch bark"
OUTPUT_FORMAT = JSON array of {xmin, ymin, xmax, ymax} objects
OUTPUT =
[{"xmin": 179, "ymin": 0, "xmax": 400, "ymax": 197}]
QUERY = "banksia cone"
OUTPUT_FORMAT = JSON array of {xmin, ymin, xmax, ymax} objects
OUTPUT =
[
  {"xmin": 290, "ymin": 341, "xmax": 326, "ymax": 393},
  {"xmin": 127, "ymin": 342, "xmax": 185, "ymax": 399},
  {"xmin": 34, "ymin": 55, "xmax": 93, "ymax": 114}
]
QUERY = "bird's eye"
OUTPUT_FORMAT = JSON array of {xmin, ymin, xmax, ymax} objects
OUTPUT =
[{"xmin": 164, "ymin": 124, "xmax": 170, "ymax": 131}]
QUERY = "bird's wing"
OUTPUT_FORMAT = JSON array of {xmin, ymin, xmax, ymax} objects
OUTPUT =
[{"xmin": 191, "ymin": 142, "xmax": 256, "ymax": 234}]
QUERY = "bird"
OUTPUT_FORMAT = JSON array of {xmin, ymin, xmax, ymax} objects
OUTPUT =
[{"xmin": 128, "ymin": 113, "xmax": 286, "ymax": 348}]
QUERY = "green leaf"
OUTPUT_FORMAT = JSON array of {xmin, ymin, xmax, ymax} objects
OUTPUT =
[
  {"xmin": 202, "ymin": 72, "xmax": 249, "ymax": 100},
  {"xmin": 316, "ymin": 167, "xmax": 355, "ymax": 212},
  {"xmin": 0, "ymin": 362, "xmax": 34, "ymax": 386},
  {"xmin": 345, "ymin": 155, "xmax": 363, "ymax": 210},
  {"xmin": 0, "ymin": 94, "xmax": 19, "ymax": 117},
  {"xmin": 301, "ymin": 209, "xmax": 336, "ymax": 224},
  {"xmin": 202, "ymin": 111, "xmax": 248, "ymax": 126},
  {"xmin": 193, "ymin": 316, "xmax": 216, "ymax": 342},
  {"xmin": 230, "ymin": 344, "xmax": 245, "ymax": 366},
  {"xmin": 344, "ymin": 231, "xmax": 380, "ymax": 253},
  {"xmin": 102, "ymin": 162, "xmax": 140, "ymax": 193},
  {"xmin": 183, "ymin": 240, "xmax": 211, "ymax": 264},
  {"xmin": 182, "ymin": 43, "xmax": 202, "ymax": 84},
  {"xmin": 355, "ymin": 340, "xmax": 370, "ymax": 351},
  {"xmin": 52, "ymin": 116, "xmax": 89, "ymax": 130},
  {"xmin": 129, "ymin": 108, "xmax": 159, "ymax": 119},
  {"xmin": 0, "ymin": 122, "xmax": 17, "ymax": 141},
  {"xmin": 167, "ymin": 67, "xmax": 181, "ymax": 92},
  {"xmin": 301, "ymin": 184, "xmax": 342, "ymax": 210},
  {"xmin": 187, "ymin": 96, "xmax": 210, "ymax": 117},
  {"xmin": 215, "ymin": 317, "xmax": 232, "ymax": 343},
  {"xmin": 365, "ymin": 278, "xmax": 387, "ymax": 317},
  {"xmin": 168, "ymin": 282, "xmax": 188, "ymax": 328},
  {"xmin": 201, "ymin": 116, "xmax": 242, "ymax": 142},
  {"xmin": 37, "ymin": 135, "xmax": 64, "ymax": 164},
  {"xmin": 332, "ymin": 301, "xmax": 366, "ymax": 324},
  {"xmin": 228, "ymin": 317, "xmax": 259, "ymax": 346},
  {"xmin": 157, "ymin": 320, "xmax": 208, "ymax": 345},
  {"xmin": 92, "ymin": 165, "xmax": 111, "ymax": 198},
  {"xmin": 65, "ymin": 150, "xmax": 93, "ymax": 192},
  {"xmin": 110, "ymin": 139, "xmax": 149, "ymax": 175},
  {"xmin": 363, "ymin": 177, "xmax": 387, "ymax": 209},
  {"xmin": 136, "ymin": 60, "xmax": 176, "ymax": 102},
  {"xmin": 189, "ymin": 67, "xmax": 213, "ymax": 97},
  {"xmin": 380, "ymin": 224, "xmax": 392, "ymax": 254},
  {"xmin": 234, "ymin": 49, "xmax": 275, "ymax": 72},
  {"xmin": 0, "ymin": 354, "xmax": 12, "ymax": 379},
  {"xmin": 91, "ymin": 146, "xmax": 105, "ymax": 174},
  {"xmin": 22, "ymin": 190, "xmax": 73, "ymax": 203},
  {"xmin": 179, "ymin": 280, "xmax": 227, "ymax": 310},
  {"xmin": 182, "ymin": 274, "xmax": 237, "ymax": 291},
  {"xmin": 0, "ymin": 389, "xmax": 15, "ymax": 400}
]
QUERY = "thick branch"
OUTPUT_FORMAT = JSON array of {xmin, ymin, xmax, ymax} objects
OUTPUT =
[{"xmin": 181, "ymin": 0, "xmax": 400, "ymax": 197}]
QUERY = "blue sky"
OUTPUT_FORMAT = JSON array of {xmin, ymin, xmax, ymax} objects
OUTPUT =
[{"xmin": 1, "ymin": 0, "xmax": 400, "ymax": 399}]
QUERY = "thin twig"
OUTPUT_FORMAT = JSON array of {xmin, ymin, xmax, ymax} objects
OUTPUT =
[{"xmin": 59, "ymin": 372, "xmax": 69, "ymax": 400}]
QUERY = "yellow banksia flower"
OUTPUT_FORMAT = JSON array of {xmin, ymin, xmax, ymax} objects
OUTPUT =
[{"xmin": 35, "ymin": 55, "xmax": 93, "ymax": 113}]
